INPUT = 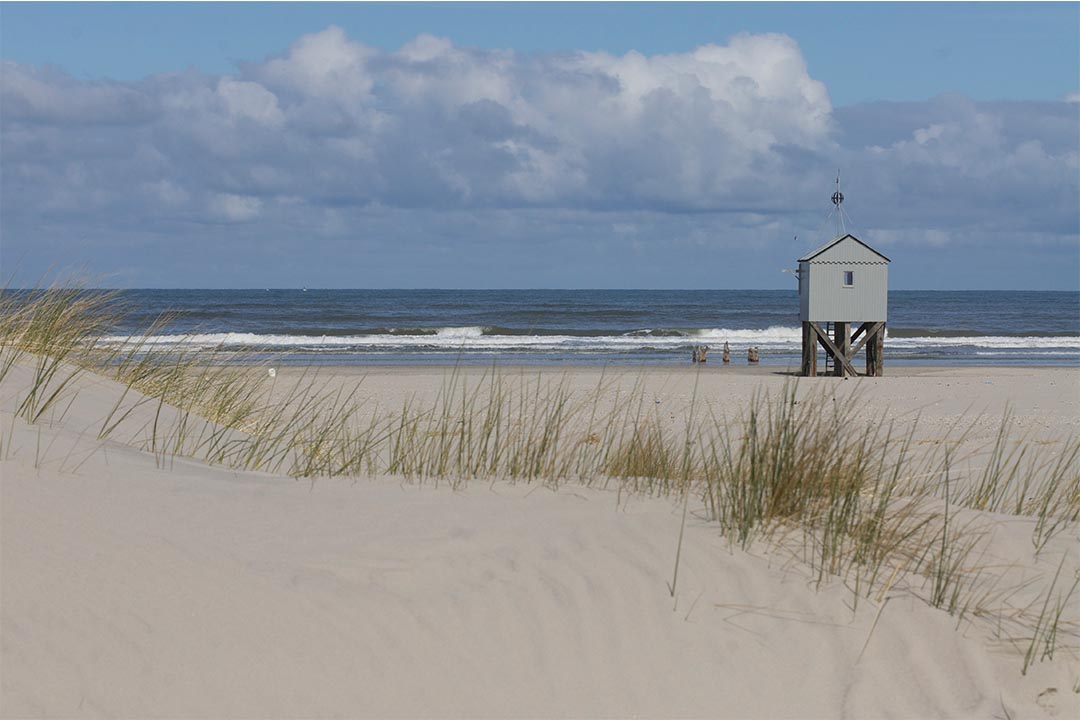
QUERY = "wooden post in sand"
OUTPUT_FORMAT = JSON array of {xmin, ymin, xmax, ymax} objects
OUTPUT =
[
  {"xmin": 801, "ymin": 322, "xmax": 816, "ymax": 376},
  {"xmin": 874, "ymin": 325, "xmax": 884, "ymax": 376},
  {"xmin": 722, "ymin": 342, "xmax": 730, "ymax": 363},
  {"xmin": 864, "ymin": 323, "xmax": 885, "ymax": 376},
  {"xmin": 747, "ymin": 347, "xmax": 759, "ymax": 364}
]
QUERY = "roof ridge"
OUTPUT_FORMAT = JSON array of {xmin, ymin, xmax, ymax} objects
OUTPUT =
[{"xmin": 798, "ymin": 233, "xmax": 890, "ymax": 263}]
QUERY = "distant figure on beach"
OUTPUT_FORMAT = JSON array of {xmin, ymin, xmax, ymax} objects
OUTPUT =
[
  {"xmin": 722, "ymin": 342, "xmax": 730, "ymax": 363},
  {"xmin": 691, "ymin": 345, "xmax": 709, "ymax": 363},
  {"xmin": 748, "ymin": 347, "xmax": 759, "ymax": 363}
]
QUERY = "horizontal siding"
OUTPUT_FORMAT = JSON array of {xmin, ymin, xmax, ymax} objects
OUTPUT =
[
  {"xmin": 802, "ymin": 264, "xmax": 888, "ymax": 322},
  {"xmin": 799, "ymin": 261, "xmax": 809, "ymax": 319},
  {"xmin": 798, "ymin": 235, "xmax": 889, "ymax": 322}
]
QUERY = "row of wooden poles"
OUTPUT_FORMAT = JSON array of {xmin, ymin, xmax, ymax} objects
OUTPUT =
[{"xmin": 691, "ymin": 342, "xmax": 760, "ymax": 364}]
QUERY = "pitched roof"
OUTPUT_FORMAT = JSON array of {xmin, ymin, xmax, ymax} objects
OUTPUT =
[{"xmin": 798, "ymin": 234, "xmax": 891, "ymax": 263}]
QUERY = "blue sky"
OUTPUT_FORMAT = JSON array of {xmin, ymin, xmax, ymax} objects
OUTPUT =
[
  {"xmin": 4, "ymin": 2, "xmax": 1078, "ymax": 104},
  {"xmin": 1, "ymin": 2, "xmax": 1078, "ymax": 289}
]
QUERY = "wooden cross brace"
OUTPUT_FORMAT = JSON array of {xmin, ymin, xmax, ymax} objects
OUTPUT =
[
  {"xmin": 850, "ymin": 322, "xmax": 884, "ymax": 358},
  {"xmin": 810, "ymin": 322, "xmax": 858, "ymax": 376}
]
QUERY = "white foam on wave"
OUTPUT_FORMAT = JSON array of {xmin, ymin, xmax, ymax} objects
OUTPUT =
[
  {"xmin": 96, "ymin": 325, "xmax": 1080, "ymax": 354},
  {"xmin": 98, "ymin": 325, "xmax": 803, "ymax": 351},
  {"xmin": 887, "ymin": 335, "xmax": 1080, "ymax": 349},
  {"xmin": 693, "ymin": 326, "xmax": 802, "ymax": 343},
  {"xmin": 434, "ymin": 326, "xmax": 485, "ymax": 339}
]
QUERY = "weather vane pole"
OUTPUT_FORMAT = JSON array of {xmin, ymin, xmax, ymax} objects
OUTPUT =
[{"xmin": 832, "ymin": 169, "xmax": 844, "ymax": 237}]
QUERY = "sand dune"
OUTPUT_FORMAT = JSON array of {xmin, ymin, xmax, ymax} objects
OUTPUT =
[{"xmin": 2, "ymin": 363, "xmax": 1078, "ymax": 718}]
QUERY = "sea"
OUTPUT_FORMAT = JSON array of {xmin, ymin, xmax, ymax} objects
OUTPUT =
[{"xmin": 94, "ymin": 289, "xmax": 1080, "ymax": 367}]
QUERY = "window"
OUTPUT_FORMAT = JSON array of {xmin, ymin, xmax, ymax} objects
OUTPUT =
[{"xmin": 843, "ymin": 270, "xmax": 854, "ymax": 287}]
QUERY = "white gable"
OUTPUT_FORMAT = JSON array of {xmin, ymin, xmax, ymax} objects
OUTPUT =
[{"xmin": 799, "ymin": 234, "xmax": 890, "ymax": 264}]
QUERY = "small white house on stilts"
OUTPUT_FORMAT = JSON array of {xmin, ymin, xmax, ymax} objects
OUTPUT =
[{"xmin": 797, "ymin": 179, "xmax": 890, "ymax": 377}]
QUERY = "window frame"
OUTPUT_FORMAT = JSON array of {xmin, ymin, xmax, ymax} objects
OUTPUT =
[{"xmin": 842, "ymin": 270, "xmax": 854, "ymax": 287}]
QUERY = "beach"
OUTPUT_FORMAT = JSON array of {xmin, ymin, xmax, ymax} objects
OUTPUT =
[
  {"xmin": 3, "ymin": 359, "xmax": 1078, "ymax": 718},
  {"xmin": 266, "ymin": 362, "xmax": 1080, "ymax": 429},
  {"xmin": 4, "ymin": 1, "xmax": 1078, "ymax": 716}
]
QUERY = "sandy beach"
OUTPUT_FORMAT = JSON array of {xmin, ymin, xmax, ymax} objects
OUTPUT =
[
  {"xmin": 4, "ymin": 1, "xmax": 1078, "ymax": 716},
  {"xmin": 2, "ymin": 361, "xmax": 1078, "ymax": 718},
  {"xmin": 267, "ymin": 362, "xmax": 1080, "ymax": 435}
]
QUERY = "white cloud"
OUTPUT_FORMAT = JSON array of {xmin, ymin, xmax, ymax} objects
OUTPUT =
[
  {"xmin": 211, "ymin": 193, "xmax": 263, "ymax": 222},
  {"xmin": 870, "ymin": 228, "xmax": 951, "ymax": 247},
  {"xmin": 3, "ymin": 28, "xmax": 836, "ymax": 215},
  {"xmin": 913, "ymin": 124, "xmax": 945, "ymax": 144},
  {"xmin": 573, "ymin": 33, "xmax": 832, "ymax": 148},
  {"xmin": 1, "ymin": 27, "xmax": 1076, "ymax": 287},
  {"xmin": 146, "ymin": 179, "xmax": 189, "ymax": 207},
  {"xmin": 0, "ymin": 60, "xmax": 154, "ymax": 124},
  {"xmin": 217, "ymin": 78, "xmax": 284, "ymax": 126},
  {"xmin": 256, "ymin": 25, "xmax": 376, "ymax": 105}
]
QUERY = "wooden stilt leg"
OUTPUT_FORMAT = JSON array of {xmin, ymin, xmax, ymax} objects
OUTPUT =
[
  {"xmin": 865, "ymin": 329, "xmax": 875, "ymax": 376},
  {"xmin": 802, "ymin": 321, "xmax": 816, "ymax": 377},
  {"xmin": 875, "ymin": 324, "xmax": 884, "ymax": 376}
]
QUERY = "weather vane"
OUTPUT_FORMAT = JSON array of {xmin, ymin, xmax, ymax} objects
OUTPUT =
[{"xmin": 832, "ymin": 170, "xmax": 844, "ymax": 236}]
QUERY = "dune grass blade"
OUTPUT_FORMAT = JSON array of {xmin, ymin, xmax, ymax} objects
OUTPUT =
[{"xmin": 1023, "ymin": 554, "xmax": 1080, "ymax": 675}]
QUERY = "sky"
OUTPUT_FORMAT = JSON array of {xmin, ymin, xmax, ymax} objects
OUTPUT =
[{"xmin": 1, "ymin": 1, "xmax": 1078, "ymax": 289}]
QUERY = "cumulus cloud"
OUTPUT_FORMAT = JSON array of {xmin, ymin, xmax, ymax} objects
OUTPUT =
[
  {"xmin": 1, "ymin": 27, "xmax": 1077, "ymax": 287},
  {"xmin": 2, "ymin": 27, "xmax": 838, "ymax": 219},
  {"xmin": 833, "ymin": 96, "xmax": 1079, "ymax": 237},
  {"xmin": 0, "ymin": 60, "xmax": 156, "ymax": 125},
  {"xmin": 255, "ymin": 25, "xmax": 377, "ymax": 105}
]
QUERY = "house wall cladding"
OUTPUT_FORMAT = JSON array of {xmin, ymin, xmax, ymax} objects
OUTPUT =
[{"xmin": 798, "ymin": 236, "xmax": 889, "ymax": 323}]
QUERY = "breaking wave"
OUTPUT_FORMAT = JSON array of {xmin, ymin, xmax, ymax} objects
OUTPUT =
[{"xmin": 97, "ymin": 325, "xmax": 1080, "ymax": 355}]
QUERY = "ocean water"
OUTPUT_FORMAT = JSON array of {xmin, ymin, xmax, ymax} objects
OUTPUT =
[{"xmin": 91, "ymin": 289, "xmax": 1080, "ymax": 367}]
